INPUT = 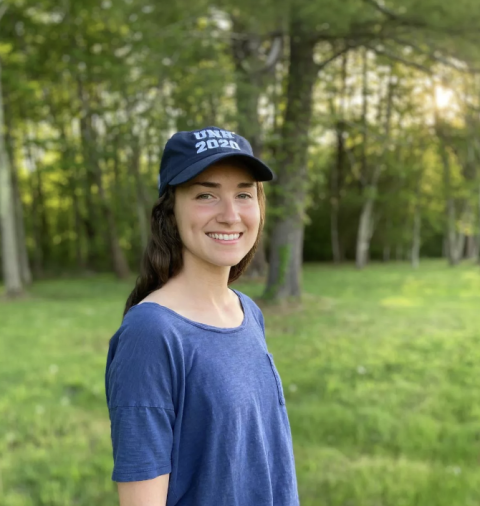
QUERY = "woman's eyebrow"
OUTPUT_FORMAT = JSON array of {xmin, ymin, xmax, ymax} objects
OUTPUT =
[{"xmin": 189, "ymin": 181, "xmax": 256, "ymax": 188}]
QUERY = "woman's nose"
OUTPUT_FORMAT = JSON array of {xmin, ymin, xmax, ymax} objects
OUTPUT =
[{"xmin": 217, "ymin": 198, "xmax": 241, "ymax": 224}]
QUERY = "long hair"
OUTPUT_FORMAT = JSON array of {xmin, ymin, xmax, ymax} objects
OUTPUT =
[{"xmin": 123, "ymin": 181, "xmax": 266, "ymax": 316}]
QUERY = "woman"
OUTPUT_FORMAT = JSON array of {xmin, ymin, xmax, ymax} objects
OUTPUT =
[{"xmin": 105, "ymin": 127, "xmax": 299, "ymax": 506}]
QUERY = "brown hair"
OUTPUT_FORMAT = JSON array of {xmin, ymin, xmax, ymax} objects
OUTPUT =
[{"xmin": 123, "ymin": 181, "xmax": 266, "ymax": 316}]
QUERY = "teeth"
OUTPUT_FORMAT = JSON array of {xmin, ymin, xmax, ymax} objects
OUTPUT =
[{"xmin": 207, "ymin": 233, "xmax": 241, "ymax": 241}]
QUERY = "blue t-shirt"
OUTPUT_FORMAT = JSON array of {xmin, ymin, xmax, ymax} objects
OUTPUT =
[{"xmin": 105, "ymin": 289, "xmax": 299, "ymax": 506}]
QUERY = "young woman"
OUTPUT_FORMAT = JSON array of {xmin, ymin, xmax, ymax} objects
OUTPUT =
[{"xmin": 105, "ymin": 127, "xmax": 299, "ymax": 506}]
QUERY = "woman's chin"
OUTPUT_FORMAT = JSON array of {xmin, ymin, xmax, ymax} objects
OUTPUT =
[{"xmin": 207, "ymin": 253, "xmax": 246, "ymax": 268}]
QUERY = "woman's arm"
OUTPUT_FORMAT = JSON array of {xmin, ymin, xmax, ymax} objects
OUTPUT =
[{"xmin": 117, "ymin": 473, "xmax": 170, "ymax": 506}]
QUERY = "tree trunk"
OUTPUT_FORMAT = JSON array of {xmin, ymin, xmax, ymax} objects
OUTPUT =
[
  {"xmin": 442, "ymin": 234, "xmax": 448, "ymax": 259},
  {"xmin": 355, "ymin": 49, "xmax": 370, "ymax": 269},
  {"xmin": 442, "ymin": 150, "xmax": 458, "ymax": 266},
  {"xmin": 11, "ymin": 157, "xmax": 31, "ymax": 284},
  {"xmin": 0, "ymin": 62, "xmax": 23, "ymax": 296},
  {"xmin": 454, "ymin": 230, "xmax": 466, "ymax": 262},
  {"xmin": 433, "ymin": 86, "xmax": 458, "ymax": 267},
  {"xmin": 359, "ymin": 48, "xmax": 369, "ymax": 191},
  {"xmin": 264, "ymin": 19, "xmax": 318, "ymax": 300},
  {"xmin": 4, "ymin": 98, "xmax": 31, "ymax": 285},
  {"xmin": 331, "ymin": 55, "xmax": 347, "ymax": 263},
  {"xmin": 356, "ymin": 62, "xmax": 394, "ymax": 269},
  {"xmin": 473, "ymin": 238, "xmax": 479, "ymax": 262},
  {"xmin": 330, "ymin": 206, "xmax": 341, "ymax": 263},
  {"xmin": 356, "ymin": 198, "xmax": 374, "ymax": 268},
  {"xmin": 411, "ymin": 177, "xmax": 422, "ymax": 269},
  {"xmin": 454, "ymin": 202, "xmax": 471, "ymax": 262},
  {"xmin": 411, "ymin": 206, "xmax": 421, "ymax": 269},
  {"xmin": 455, "ymin": 235, "xmax": 465, "ymax": 263},
  {"xmin": 465, "ymin": 235, "xmax": 476, "ymax": 260},
  {"xmin": 83, "ymin": 164, "xmax": 98, "ymax": 271},
  {"xmin": 75, "ymin": 89, "xmax": 100, "ymax": 272}
]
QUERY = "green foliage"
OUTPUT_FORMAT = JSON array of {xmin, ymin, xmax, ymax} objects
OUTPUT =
[{"xmin": 3, "ymin": 0, "xmax": 480, "ymax": 277}]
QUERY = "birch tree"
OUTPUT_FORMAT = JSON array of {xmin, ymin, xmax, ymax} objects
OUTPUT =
[{"xmin": 0, "ymin": 57, "xmax": 23, "ymax": 296}]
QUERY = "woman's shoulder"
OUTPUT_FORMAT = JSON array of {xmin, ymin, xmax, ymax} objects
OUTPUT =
[
  {"xmin": 110, "ymin": 302, "xmax": 183, "ymax": 352},
  {"xmin": 123, "ymin": 301, "xmax": 173, "ymax": 328}
]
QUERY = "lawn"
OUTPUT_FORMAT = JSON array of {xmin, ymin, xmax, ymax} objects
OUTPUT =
[{"xmin": 1, "ymin": 260, "xmax": 480, "ymax": 505}]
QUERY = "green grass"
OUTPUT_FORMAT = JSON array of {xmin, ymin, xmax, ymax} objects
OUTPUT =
[{"xmin": 2, "ymin": 260, "xmax": 480, "ymax": 505}]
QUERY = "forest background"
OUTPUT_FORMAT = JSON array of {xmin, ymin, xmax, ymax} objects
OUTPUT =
[
  {"xmin": 2, "ymin": 0, "xmax": 480, "ymax": 505},
  {"xmin": 3, "ymin": 0, "xmax": 480, "ymax": 296}
]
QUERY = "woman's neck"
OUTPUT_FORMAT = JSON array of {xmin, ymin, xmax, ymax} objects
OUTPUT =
[{"xmin": 164, "ymin": 254, "xmax": 232, "ymax": 309}]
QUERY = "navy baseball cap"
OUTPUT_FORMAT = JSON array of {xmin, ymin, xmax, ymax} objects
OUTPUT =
[{"xmin": 158, "ymin": 126, "xmax": 275, "ymax": 197}]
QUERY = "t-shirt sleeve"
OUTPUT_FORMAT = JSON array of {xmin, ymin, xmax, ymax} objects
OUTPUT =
[{"xmin": 105, "ymin": 307, "xmax": 178, "ymax": 482}]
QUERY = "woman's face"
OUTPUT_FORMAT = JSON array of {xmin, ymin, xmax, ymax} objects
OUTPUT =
[{"xmin": 173, "ymin": 161, "xmax": 261, "ymax": 271}]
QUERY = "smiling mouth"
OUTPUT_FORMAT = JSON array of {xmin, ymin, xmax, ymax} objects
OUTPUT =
[{"xmin": 206, "ymin": 232, "xmax": 243, "ymax": 241}]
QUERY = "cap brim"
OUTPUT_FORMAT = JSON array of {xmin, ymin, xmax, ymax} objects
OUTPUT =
[{"xmin": 168, "ymin": 152, "xmax": 276, "ymax": 188}]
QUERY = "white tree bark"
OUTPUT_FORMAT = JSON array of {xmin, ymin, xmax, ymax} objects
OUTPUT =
[
  {"xmin": 0, "ymin": 61, "xmax": 23, "ymax": 296},
  {"xmin": 356, "ymin": 198, "xmax": 374, "ymax": 268},
  {"xmin": 6, "ymin": 126, "xmax": 32, "ymax": 285},
  {"xmin": 12, "ymin": 161, "xmax": 31, "ymax": 284},
  {"xmin": 453, "ymin": 207, "xmax": 468, "ymax": 263},
  {"xmin": 3, "ymin": 84, "xmax": 31, "ymax": 285}
]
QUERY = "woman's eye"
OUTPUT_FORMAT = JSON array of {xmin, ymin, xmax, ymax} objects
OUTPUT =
[
  {"xmin": 238, "ymin": 193, "xmax": 252, "ymax": 199},
  {"xmin": 196, "ymin": 194, "xmax": 213, "ymax": 200}
]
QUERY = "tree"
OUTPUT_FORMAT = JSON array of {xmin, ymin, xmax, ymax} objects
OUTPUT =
[
  {"xmin": 0, "ymin": 57, "xmax": 24, "ymax": 296},
  {"xmin": 356, "ymin": 57, "xmax": 396, "ymax": 269},
  {"xmin": 264, "ymin": 17, "xmax": 319, "ymax": 298}
]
